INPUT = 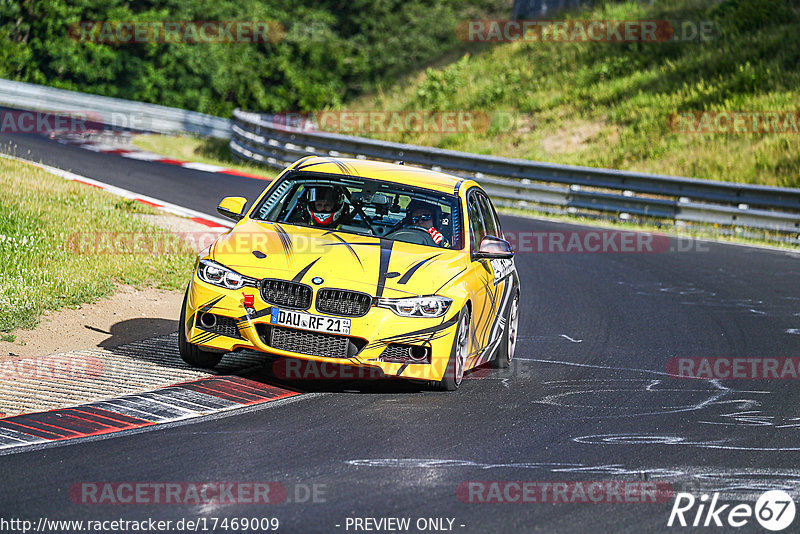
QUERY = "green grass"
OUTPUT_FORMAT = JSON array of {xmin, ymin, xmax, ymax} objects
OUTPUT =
[
  {"xmin": 132, "ymin": 134, "xmax": 276, "ymax": 179},
  {"xmin": 0, "ymin": 157, "xmax": 196, "ymax": 332},
  {"xmin": 348, "ymin": 0, "xmax": 800, "ymax": 188}
]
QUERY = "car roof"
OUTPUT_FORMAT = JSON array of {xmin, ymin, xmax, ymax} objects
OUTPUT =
[{"xmin": 288, "ymin": 156, "xmax": 466, "ymax": 194}]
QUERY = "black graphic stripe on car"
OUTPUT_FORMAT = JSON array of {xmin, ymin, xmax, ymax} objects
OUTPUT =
[
  {"xmin": 272, "ymin": 223, "xmax": 294, "ymax": 259},
  {"xmin": 323, "ymin": 232, "xmax": 364, "ymax": 268},
  {"xmin": 237, "ymin": 306, "xmax": 274, "ymax": 325},
  {"xmin": 366, "ymin": 330, "xmax": 452, "ymax": 352},
  {"xmin": 297, "ymin": 157, "xmax": 357, "ymax": 176},
  {"xmin": 375, "ymin": 238, "xmax": 394, "ymax": 300},
  {"xmin": 187, "ymin": 295, "xmax": 225, "ymax": 334},
  {"xmin": 398, "ymin": 254, "xmax": 441, "ymax": 285},
  {"xmin": 294, "ymin": 158, "xmax": 334, "ymax": 171},
  {"xmin": 475, "ymin": 276, "xmax": 499, "ymax": 344},
  {"xmin": 368, "ymin": 313, "xmax": 459, "ymax": 348},
  {"xmin": 485, "ymin": 277, "xmax": 514, "ymax": 355},
  {"xmin": 292, "ymin": 257, "xmax": 321, "ymax": 282},
  {"xmin": 433, "ymin": 267, "xmax": 468, "ymax": 295},
  {"xmin": 191, "ymin": 331, "xmax": 219, "ymax": 345}
]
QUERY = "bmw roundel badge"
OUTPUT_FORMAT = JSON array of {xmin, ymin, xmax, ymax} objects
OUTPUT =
[{"xmin": 312, "ymin": 277, "xmax": 324, "ymax": 285}]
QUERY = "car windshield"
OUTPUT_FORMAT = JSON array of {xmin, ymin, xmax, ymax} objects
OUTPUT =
[{"xmin": 252, "ymin": 172, "xmax": 464, "ymax": 249}]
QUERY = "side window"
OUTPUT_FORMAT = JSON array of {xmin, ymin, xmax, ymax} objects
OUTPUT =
[
  {"xmin": 467, "ymin": 194, "xmax": 486, "ymax": 252},
  {"xmin": 477, "ymin": 194, "xmax": 502, "ymax": 238}
]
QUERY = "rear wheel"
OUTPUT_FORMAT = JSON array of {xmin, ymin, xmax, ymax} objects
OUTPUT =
[
  {"xmin": 432, "ymin": 307, "xmax": 470, "ymax": 391},
  {"xmin": 178, "ymin": 288, "xmax": 223, "ymax": 369},
  {"xmin": 491, "ymin": 290, "xmax": 519, "ymax": 369}
]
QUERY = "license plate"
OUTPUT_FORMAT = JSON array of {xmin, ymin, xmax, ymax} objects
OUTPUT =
[{"xmin": 270, "ymin": 308, "xmax": 351, "ymax": 335}]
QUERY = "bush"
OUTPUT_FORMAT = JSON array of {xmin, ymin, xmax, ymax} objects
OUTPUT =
[{"xmin": 0, "ymin": 0, "xmax": 508, "ymax": 115}]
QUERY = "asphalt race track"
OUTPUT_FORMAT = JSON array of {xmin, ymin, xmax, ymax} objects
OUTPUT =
[{"xmin": 1, "ymin": 131, "xmax": 799, "ymax": 533}]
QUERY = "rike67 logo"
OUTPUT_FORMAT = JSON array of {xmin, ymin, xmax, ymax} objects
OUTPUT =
[{"xmin": 668, "ymin": 490, "xmax": 796, "ymax": 531}]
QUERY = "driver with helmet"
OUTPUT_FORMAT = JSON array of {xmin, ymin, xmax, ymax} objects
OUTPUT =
[
  {"xmin": 304, "ymin": 185, "xmax": 350, "ymax": 228},
  {"xmin": 405, "ymin": 199, "xmax": 450, "ymax": 248}
]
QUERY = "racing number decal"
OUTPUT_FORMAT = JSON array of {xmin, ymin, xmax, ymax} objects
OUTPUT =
[{"xmin": 326, "ymin": 317, "xmax": 344, "ymax": 333}]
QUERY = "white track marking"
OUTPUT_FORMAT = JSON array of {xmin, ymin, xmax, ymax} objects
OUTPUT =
[
  {"xmin": 80, "ymin": 143, "xmax": 122, "ymax": 152},
  {"xmin": 517, "ymin": 358, "xmax": 799, "ymax": 449},
  {"xmin": 344, "ymin": 459, "xmax": 800, "ymax": 500},
  {"xmin": 181, "ymin": 162, "xmax": 227, "ymax": 172},
  {"xmin": 119, "ymin": 151, "xmax": 164, "ymax": 161},
  {"xmin": 516, "ymin": 357, "xmax": 672, "ymax": 377},
  {"xmin": 574, "ymin": 433, "xmax": 800, "ymax": 452}
]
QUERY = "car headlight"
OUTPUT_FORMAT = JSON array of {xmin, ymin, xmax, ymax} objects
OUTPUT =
[
  {"xmin": 376, "ymin": 296, "xmax": 453, "ymax": 318},
  {"xmin": 197, "ymin": 260, "xmax": 254, "ymax": 290}
]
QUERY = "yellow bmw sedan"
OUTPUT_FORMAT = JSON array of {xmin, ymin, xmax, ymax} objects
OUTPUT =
[{"xmin": 179, "ymin": 156, "xmax": 520, "ymax": 390}]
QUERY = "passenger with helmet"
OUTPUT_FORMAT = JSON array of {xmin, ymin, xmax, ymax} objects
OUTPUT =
[
  {"xmin": 405, "ymin": 199, "xmax": 450, "ymax": 248},
  {"xmin": 304, "ymin": 185, "xmax": 350, "ymax": 228}
]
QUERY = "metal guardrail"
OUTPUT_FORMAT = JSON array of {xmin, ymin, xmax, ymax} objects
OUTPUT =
[
  {"xmin": 231, "ymin": 109, "xmax": 800, "ymax": 235},
  {"xmin": 0, "ymin": 79, "xmax": 231, "ymax": 138},
  {"xmin": 1, "ymin": 77, "xmax": 795, "ymax": 235}
]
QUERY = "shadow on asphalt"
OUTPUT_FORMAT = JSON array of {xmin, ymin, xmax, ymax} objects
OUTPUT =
[
  {"xmin": 100, "ymin": 325, "xmax": 490, "ymax": 395},
  {"xmin": 238, "ymin": 356, "xmax": 497, "ymax": 395},
  {"xmin": 97, "ymin": 318, "xmax": 179, "ymax": 349}
]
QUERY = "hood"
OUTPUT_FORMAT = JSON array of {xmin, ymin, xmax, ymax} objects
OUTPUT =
[{"xmin": 211, "ymin": 220, "xmax": 465, "ymax": 298}]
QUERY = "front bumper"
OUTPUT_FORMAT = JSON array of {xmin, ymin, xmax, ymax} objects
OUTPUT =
[{"xmin": 183, "ymin": 275, "xmax": 459, "ymax": 382}]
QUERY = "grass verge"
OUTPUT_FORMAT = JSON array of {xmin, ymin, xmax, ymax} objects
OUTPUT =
[
  {"xmin": 0, "ymin": 157, "xmax": 195, "ymax": 332},
  {"xmin": 132, "ymin": 134, "xmax": 276, "ymax": 179}
]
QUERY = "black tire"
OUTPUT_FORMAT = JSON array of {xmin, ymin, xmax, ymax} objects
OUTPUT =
[
  {"xmin": 491, "ymin": 290, "xmax": 520, "ymax": 369},
  {"xmin": 178, "ymin": 288, "xmax": 224, "ymax": 369},
  {"xmin": 432, "ymin": 307, "xmax": 470, "ymax": 391}
]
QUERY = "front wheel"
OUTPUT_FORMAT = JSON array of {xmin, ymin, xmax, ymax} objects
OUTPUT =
[
  {"xmin": 491, "ymin": 290, "xmax": 519, "ymax": 369},
  {"xmin": 178, "ymin": 288, "xmax": 223, "ymax": 369},
  {"xmin": 432, "ymin": 307, "xmax": 470, "ymax": 391}
]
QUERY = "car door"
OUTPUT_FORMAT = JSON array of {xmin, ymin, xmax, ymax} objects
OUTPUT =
[
  {"xmin": 464, "ymin": 188, "xmax": 497, "ymax": 369},
  {"xmin": 475, "ymin": 192, "xmax": 516, "ymax": 360}
]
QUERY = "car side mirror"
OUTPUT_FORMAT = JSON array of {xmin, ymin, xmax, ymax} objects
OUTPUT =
[
  {"xmin": 217, "ymin": 197, "xmax": 247, "ymax": 221},
  {"xmin": 474, "ymin": 235, "xmax": 514, "ymax": 259}
]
